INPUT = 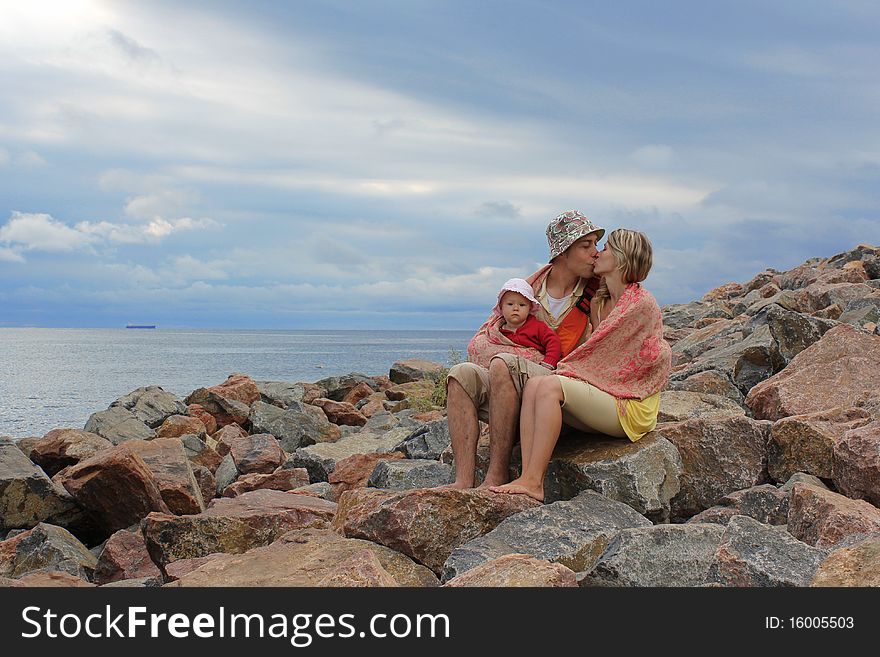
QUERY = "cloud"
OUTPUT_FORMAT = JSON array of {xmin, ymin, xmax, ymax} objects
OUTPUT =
[
  {"xmin": 123, "ymin": 190, "xmax": 200, "ymax": 220},
  {"xmin": 476, "ymin": 201, "xmax": 521, "ymax": 218},
  {"xmin": 106, "ymin": 29, "xmax": 162, "ymax": 66},
  {"xmin": 0, "ymin": 212, "xmax": 96, "ymax": 252},
  {"xmin": 75, "ymin": 216, "xmax": 219, "ymax": 243},
  {"xmin": 0, "ymin": 246, "xmax": 25, "ymax": 263},
  {"xmin": 16, "ymin": 150, "xmax": 47, "ymax": 168}
]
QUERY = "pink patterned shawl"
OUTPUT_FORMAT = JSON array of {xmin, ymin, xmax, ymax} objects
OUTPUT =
[
  {"xmin": 554, "ymin": 283, "xmax": 671, "ymax": 400},
  {"xmin": 466, "ymin": 266, "xmax": 553, "ymax": 368}
]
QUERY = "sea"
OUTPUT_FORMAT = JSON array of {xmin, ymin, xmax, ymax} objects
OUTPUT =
[{"xmin": 0, "ymin": 328, "xmax": 473, "ymax": 440}]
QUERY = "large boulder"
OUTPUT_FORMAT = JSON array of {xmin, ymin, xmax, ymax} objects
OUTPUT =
[
  {"xmin": 228, "ymin": 433, "xmax": 285, "ymax": 475},
  {"xmin": 248, "ymin": 401, "xmax": 339, "ymax": 451},
  {"xmin": 746, "ymin": 324, "xmax": 880, "ymax": 421},
  {"xmin": 314, "ymin": 374, "xmax": 377, "ymax": 402},
  {"xmin": 156, "ymin": 415, "xmax": 207, "ymax": 440},
  {"xmin": 389, "ymin": 359, "xmax": 444, "ymax": 384},
  {"xmin": 0, "ymin": 522, "xmax": 96, "ymax": 581},
  {"xmin": 332, "ymin": 488, "xmax": 540, "ymax": 575},
  {"xmin": 93, "ymin": 528, "xmax": 163, "ymax": 585},
  {"xmin": 255, "ymin": 380, "xmax": 310, "ymax": 408},
  {"xmin": 0, "ymin": 438, "xmax": 83, "ymax": 532},
  {"xmin": 291, "ymin": 427, "xmax": 412, "ymax": 482},
  {"xmin": 443, "ymin": 554, "xmax": 577, "ymax": 588},
  {"xmin": 124, "ymin": 438, "xmax": 205, "ymax": 515},
  {"xmin": 142, "ymin": 490, "xmax": 337, "ymax": 565},
  {"xmin": 328, "ymin": 452, "xmax": 407, "ymax": 499},
  {"xmin": 83, "ymin": 406, "xmax": 155, "ymax": 444},
  {"xmin": 315, "ymin": 549, "xmax": 400, "ymax": 587},
  {"xmin": 221, "ymin": 465, "xmax": 310, "ymax": 497},
  {"xmin": 787, "ymin": 483, "xmax": 880, "ymax": 548},
  {"xmin": 442, "ymin": 490, "xmax": 651, "ymax": 582},
  {"xmin": 543, "ymin": 432, "xmax": 682, "ymax": 523},
  {"xmin": 656, "ymin": 416, "xmax": 771, "ymax": 521},
  {"xmin": 833, "ymin": 420, "xmax": 880, "ymax": 506},
  {"xmin": 656, "ymin": 390, "xmax": 745, "ymax": 423},
  {"xmin": 668, "ymin": 369, "xmax": 745, "ymax": 404},
  {"xmin": 185, "ymin": 374, "xmax": 259, "ymax": 428},
  {"xmin": 311, "ymin": 398, "xmax": 367, "ymax": 427},
  {"xmin": 686, "ymin": 483, "xmax": 790, "ymax": 526},
  {"xmin": 707, "ymin": 515, "xmax": 827, "ymax": 587},
  {"xmin": 57, "ymin": 442, "xmax": 171, "ymax": 535},
  {"xmin": 811, "ymin": 535, "xmax": 880, "ymax": 586},
  {"xmin": 28, "ymin": 429, "xmax": 112, "ymax": 477},
  {"xmin": 579, "ymin": 523, "xmax": 725, "ymax": 587},
  {"xmin": 109, "ymin": 386, "xmax": 187, "ymax": 428},
  {"xmin": 168, "ymin": 528, "xmax": 438, "ymax": 587},
  {"xmin": 368, "ymin": 459, "xmax": 455, "ymax": 490},
  {"xmin": 768, "ymin": 407, "xmax": 873, "ymax": 482}
]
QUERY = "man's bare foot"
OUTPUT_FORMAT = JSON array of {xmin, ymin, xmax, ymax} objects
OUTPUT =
[
  {"xmin": 431, "ymin": 481, "xmax": 473, "ymax": 491},
  {"xmin": 475, "ymin": 476, "xmax": 509, "ymax": 490},
  {"xmin": 489, "ymin": 478, "xmax": 544, "ymax": 502}
]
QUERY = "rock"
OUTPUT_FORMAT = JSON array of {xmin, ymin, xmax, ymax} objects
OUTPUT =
[
  {"xmin": 221, "ymin": 467, "xmax": 310, "ymax": 497},
  {"xmin": 315, "ymin": 374, "xmax": 377, "ymax": 402},
  {"xmin": 779, "ymin": 472, "xmax": 828, "ymax": 492},
  {"xmin": 833, "ymin": 420, "xmax": 880, "ymax": 506},
  {"xmin": 255, "ymin": 380, "xmax": 310, "ymax": 408},
  {"xmin": 110, "ymin": 386, "xmax": 187, "ymax": 428},
  {"xmin": 811, "ymin": 535, "xmax": 880, "ymax": 586},
  {"xmin": 360, "ymin": 399, "xmax": 386, "ymax": 418},
  {"xmin": 394, "ymin": 419, "xmax": 451, "ymax": 460},
  {"xmin": 579, "ymin": 523, "xmax": 725, "ymax": 587},
  {"xmin": 142, "ymin": 490, "xmax": 337, "ymax": 565},
  {"xmin": 787, "ymin": 483, "xmax": 880, "ymax": 548},
  {"xmin": 328, "ymin": 452, "xmax": 407, "ymax": 499},
  {"xmin": 0, "ymin": 438, "xmax": 83, "ymax": 532},
  {"xmin": 312, "ymin": 398, "xmax": 368, "ymax": 427},
  {"xmin": 442, "ymin": 490, "xmax": 650, "ymax": 582},
  {"xmin": 362, "ymin": 410, "xmax": 401, "ymax": 432},
  {"xmin": 703, "ymin": 282, "xmax": 743, "ymax": 302},
  {"xmin": 184, "ymin": 373, "xmax": 259, "ymax": 428},
  {"xmin": 164, "ymin": 554, "xmax": 226, "ymax": 581},
  {"xmin": 179, "ymin": 434, "xmax": 223, "ymax": 473},
  {"xmin": 0, "ymin": 522, "xmax": 97, "ymax": 580},
  {"xmin": 657, "ymin": 416, "xmax": 771, "ymax": 521},
  {"xmin": 291, "ymin": 482, "xmax": 335, "ymax": 500},
  {"xmin": 689, "ymin": 484, "xmax": 790, "ymax": 526},
  {"xmin": 156, "ymin": 415, "xmax": 207, "ymax": 440},
  {"xmin": 657, "ymin": 390, "xmax": 745, "ymax": 423},
  {"xmin": 292, "ymin": 427, "xmax": 412, "ymax": 482},
  {"xmin": 315, "ymin": 549, "xmax": 400, "ymax": 587},
  {"xmin": 746, "ymin": 324, "xmax": 880, "ymax": 421},
  {"xmin": 385, "ymin": 380, "xmax": 435, "ymax": 402},
  {"xmin": 662, "ymin": 301, "xmax": 731, "ymax": 330},
  {"xmin": 100, "ymin": 576, "xmax": 162, "ymax": 587},
  {"xmin": 444, "ymin": 554, "xmax": 577, "ymax": 587},
  {"xmin": 191, "ymin": 465, "xmax": 216, "ymax": 505},
  {"xmin": 368, "ymin": 459, "xmax": 454, "ymax": 490},
  {"xmin": 211, "ymin": 423, "xmax": 248, "ymax": 456},
  {"xmin": 93, "ymin": 528, "xmax": 163, "ymax": 585},
  {"xmin": 342, "ymin": 382, "xmax": 375, "ymax": 407},
  {"xmin": 768, "ymin": 407, "xmax": 873, "ymax": 482},
  {"xmin": 229, "ymin": 433, "xmax": 285, "ymax": 475},
  {"xmin": 707, "ymin": 515, "xmax": 827, "ymax": 586},
  {"xmin": 57, "ymin": 442, "xmax": 171, "ymax": 534},
  {"xmin": 332, "ymin": 488, "xmax": 540, "ymax": 575},
  {"xmin": 169, "ymin": 528, "xmax": 438, "ymax": 587},
  {"xmin": 28, "ymin": 429, "xmax": 112, "ymax": 477},
  {"xmin": 213, "ymin": 454, "xmax": 239, "ymax": 495},
  {"xmin": 248, "ymin": 401, "xmax": 339, "ymax": 451},
  {"xmin": 668, "ymin": 370, "xmax": 745, "ymax": 404},
  {"xmin": 125, "ymin": 438, "xmax": 205, "ymax": 515},
  {"xmin": 389, "ymin": 359, "xmax": 444, "ymax": 384},
  {"xmin": 2, "ymin": 571, "xmax": 94, "ymax": 587},
  {"xmin": 83, "ymin": 406, "xmax": 156, "ymax": 444},
  {"xmin": 186, "ymin": 404, "xmax": 217, "ymax": 435},
  {"xmin": 543, "ymin": 432, "xmax": 682, "ymax": 523}
]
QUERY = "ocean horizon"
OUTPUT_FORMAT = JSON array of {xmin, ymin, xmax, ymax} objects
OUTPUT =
[{"xmin": 0, "ymin": 327, "xmax": 474, "ymax": 440}]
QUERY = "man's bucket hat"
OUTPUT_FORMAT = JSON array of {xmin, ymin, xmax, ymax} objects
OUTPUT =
[{"xmin": 546, "ymin": 210, "xmax": 605, "ymax": 261}]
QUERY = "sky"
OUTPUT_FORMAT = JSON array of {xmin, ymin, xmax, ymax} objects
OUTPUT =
[{"xmin": 1, "ymin": 0, "xmax": 878, "ymax": 329}]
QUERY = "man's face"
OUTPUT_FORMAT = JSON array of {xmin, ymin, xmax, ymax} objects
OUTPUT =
[{"xmin": 558, "ymin": 233, "xmax": 600, "ymax": 277}]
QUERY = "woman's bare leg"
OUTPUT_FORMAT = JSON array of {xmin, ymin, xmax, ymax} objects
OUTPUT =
[{"xmin": 490, "ymin": 376, "xmax": 564, "ymax": 502}]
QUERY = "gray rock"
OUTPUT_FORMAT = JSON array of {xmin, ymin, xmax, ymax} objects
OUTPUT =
[
  {"xmin": 314, "ymin": 374, "xmax": 377, "ymax": 401},
  {"xmin": 543, "ymin": 432, "xmax": 682, "ymax": 523},
  {"xmin": 110, "ymin": 386, "xmax": 187, "ymax": 429},
  {"xmin": 83, "ymin": 407, "xmax": 156, "ymax": 444},
  {"xmin": 363, "ymin": 411, "xmax": 400, "ymax": 432},
  {"xmin": 662, "ymin": 301, "xmax": 732, "ymax": 330},
  {"xmin": 213, "ymin": 454, "xmax": 239, "ymax": 495},
  {"xmin": 668, "ymin": 370, "xmax": 745, "ymax": 404},
  {"xmin": 254, "ymin": 381, "xmax": 308, "ymax": 408},
  {"xmin": 249, "ymin": 400, "xmax": 331, "ymax": 451},
  {"xmin": 293, "ymin": 428, "xmax": 412, "ymax": 482},
  {"xmin": 389, "ymin": 359, "xmax": 444, "ymax": 384},
  {"xmin": 100, "ymin": 576, "xmax": 163, "ymax": 587},
  {"xmin": 580, "ymin": 523, "xmax": 725, "ymax": 587},
  {"xmin": 779, "ymin": 472, "xmax": 828, "ymax": 492},
  {"xmin": 394, "ymin": 419, "xmax": 451, "ymax": 460},
  {"xmin": 657, "ymin": 390, "xmax": 745, "ymax": 423},
  {"xmin": 0, "ymin": 438, "xmax": 83, "ymax": 532},
  {"xmin": 442, "ymin": 490, "xmax": 651, "ymax": 582},
  {"xmin": 291, "ymin": 482, "xmax": 335, "ymax": 500},
  {"xmin": 707, "ymin": 515, "xmax": 827, "ymax": 587},
  {"xmin": 839, "ymin": 296, "xmax": 880, "ymax": 326},
  {"xmin": 368, "ymin": 459, "xmax": 454, "ymax": 490},
  {"xmin": 753, "ymin": 304, "xmax": 835, "ymax": 364},
  {"xmin": 1, "ymin": 523, "xmax": 97, "ymax": 580},
  {"xmin": 688, "ymin": 484, "xmax": 789, "ymax": 526}
]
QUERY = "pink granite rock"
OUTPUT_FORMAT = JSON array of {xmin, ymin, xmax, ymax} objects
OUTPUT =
[
  {"xmin": 315, "ymin": 549, "xmax": 400, "ymax": 587},
  {"xmin": 211, "ymin": 423, "xmax": 248, "ymax": 456},
  {"xmin": 328, "ymin": 452, "xmax": 407, "ymax": 500},
  {"xmin": 29, "ymin": 429, "xmax": 112, "ymax": 477},
  {"xmin": 342, "ymin": 382, "xmax": 375, "ymax": 407},
  {"xmin": 125, "ymin": 437, "xmax": 205, "ymax": 515},
  {"xmin": 93, "ymin": 529, "xmax": 163, "ymax": 585},
  {"xmin": 443, "ymin": 553, "xmax": 578, "ymax": 587},
  {"xmin": 787, "ymin": 483, "xmax": 880, "ymax": 548},
  {"xmin": 221, "ymin": 466, "xmax": 310, "ymax": 497},
  {"xmin": 229, "ymin": 433, "xmax": 285, "ymax": 475},
  {"xmin": 187, "ymin": 404, "xmax": 217, "ymax": 435},
  {"xmin": 156, "ymin": 415, "xmax": 207, "ymax": 440},
  {"xmin": 833, "ymin": 420, "xmax": 880, "ymax": 506},
  {"xmin": 312, "ymin": 398, "xmax": 368, "ymax": 427},
  {"xmin": 811, "ymin": 535, "xmax": 880, "ymax": 586}
]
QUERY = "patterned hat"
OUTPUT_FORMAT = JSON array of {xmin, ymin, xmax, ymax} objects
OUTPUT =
[{"xmin": 546, "ymin": 210, "xmax": 605, "ymax": 261}]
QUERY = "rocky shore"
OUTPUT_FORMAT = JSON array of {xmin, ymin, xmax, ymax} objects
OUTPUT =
[{"xmin": 2, "ymin": 243, "xmax": 879, "ymax": 587}]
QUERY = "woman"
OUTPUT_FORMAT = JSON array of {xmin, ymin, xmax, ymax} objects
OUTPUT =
[{"xmin": 491, "ymin": 229, "xmax": 671, "ymax": 502}]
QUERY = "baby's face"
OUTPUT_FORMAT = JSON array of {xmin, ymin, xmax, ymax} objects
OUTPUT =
[{"xmin": 500, "ymin": 291, "xmax": 530, "ymax": 328}]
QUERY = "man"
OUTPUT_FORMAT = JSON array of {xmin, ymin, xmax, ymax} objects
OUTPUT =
[{"xmin": 444, "ymin": 210, "xmax": 605, "ymax": 489}]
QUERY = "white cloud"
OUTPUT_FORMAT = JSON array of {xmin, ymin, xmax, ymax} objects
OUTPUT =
[
  {"xmin": 16, "ymin": 150, "xmax": 47, "ymax": 168},
  {"xmin": 75, "ymin": 216, "xmax": 219, "ymax": 244},
  {"xmin": 0, "ymin": 212, "xmax": 95, "ymax": 251},
  {"xmin": 124, "ymin": 190, "xmax": 198, "ymax": 220},
  {"xmin": 0, "ymin": 246, "xmax": 26, "ymax": 263}
]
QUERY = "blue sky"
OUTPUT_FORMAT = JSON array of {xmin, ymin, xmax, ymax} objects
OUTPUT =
[{"xmin": 1, "ymin": 0, "xmax": 878, "ymax": 329}]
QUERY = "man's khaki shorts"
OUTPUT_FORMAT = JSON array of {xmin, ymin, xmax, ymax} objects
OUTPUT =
[{"xmin": 446, "ymin": 353, "xmax": 553, "ymax": 422}]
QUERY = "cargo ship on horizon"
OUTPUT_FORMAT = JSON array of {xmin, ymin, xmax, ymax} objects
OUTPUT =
[{"xmin": 125, "ymin": 324, "xmax": 157, "ymax": 329}]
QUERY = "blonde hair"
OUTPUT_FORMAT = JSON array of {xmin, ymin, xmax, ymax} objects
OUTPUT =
[{"xmin": 592, "ymin": 229, "xmax": 654, "ymax": 308}]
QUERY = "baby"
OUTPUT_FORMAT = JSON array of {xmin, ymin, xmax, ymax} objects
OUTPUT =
[{"xmin": 495, "ymin": 278, "xmax": 562, "ymax": 369}]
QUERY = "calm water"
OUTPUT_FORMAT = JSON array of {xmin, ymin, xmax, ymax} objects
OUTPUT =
[{"xmin": 0, "ymin": 328, "xmax": 473, "ymax": 439}]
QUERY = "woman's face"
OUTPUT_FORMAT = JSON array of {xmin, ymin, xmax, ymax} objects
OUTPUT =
[{"xmin": 592, "ymin": 243, "xmax": 618, "ymax": 276}]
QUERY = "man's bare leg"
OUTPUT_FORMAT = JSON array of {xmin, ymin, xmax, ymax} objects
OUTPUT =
[
  {"xmin": 438, "ymin": 378, "xmax": 480, "ymax": 489},
  {"xmin": 477, "ymin": 357, "xmax": 520, "ymax": 488}
]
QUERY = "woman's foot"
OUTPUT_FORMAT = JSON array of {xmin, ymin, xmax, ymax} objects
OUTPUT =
[
  {"xmin": 489, "ymin": 478, "xmax": 544, "ymax": 502},
  {"xmin": 431, "ymin": 480, "xmax": 473, "ymax": 491}
]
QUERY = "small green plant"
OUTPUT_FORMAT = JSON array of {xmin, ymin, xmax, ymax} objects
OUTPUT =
[{"xmin": 427, "ymin": 348, "xmax": 463, "ymax": 409}]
